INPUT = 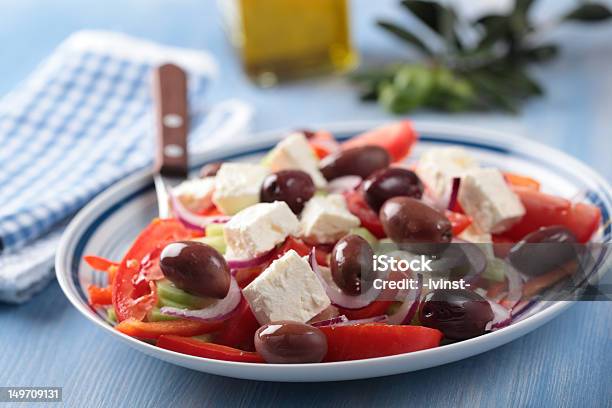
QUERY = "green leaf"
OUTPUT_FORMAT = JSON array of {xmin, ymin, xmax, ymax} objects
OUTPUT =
[
  {"xmin": 401, "ymin": 0, "xmax": 462, "ymax": 50},
  {"xmin": 515, "ymin": 0, "xmax": 536, "ymax": 17},
  {"xmin": 475, "ymin": 15, "xmax": 511, "ymax": 49},
  {"xmin": 564, "ymin": 4, "xmax": 612, "ymax": 22},
  {"xmin": 400, "ymin": 0, "xmax": 445, "ymax": 33},
  {"xmin": 521, "ymin": 44, "xmax": 559, "ymax": 62},
  {"xmin": 376, "ymin": 20, "xmax": 434, "ymax": 56}
]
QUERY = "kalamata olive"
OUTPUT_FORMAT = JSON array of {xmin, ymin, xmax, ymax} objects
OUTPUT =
[
  {"xmin": 508, "ymin": 226, "xmax": 578, "ymax": 277},
  {"xmin": 160, "ymin": 241, "xmax": 230, "ymax": 299},
  {"xmin": 199, "ymin": 162, "xmax": 222, "ymax": 178},
  {"xmin": 380, "ymin": 197, "xmax": 452, "ymax": 253},
  {"xmin": 331, "ymin": 235, "xmax": 375, "ymax": 295},
  {"xmin": 363, "ymin": 167, "xmax": 424, "ymax": 212},
  {"xmin": 320, "ymin": 146, "xmax": 390, "ymax": 180},
  {"xmin": 260, "ymin": 170, "xmax": 315, "ymax": 214},
  {"xmin": 254, "ymin": 321, "xmax": 328, "ymax": 363},
  {"xmin": 419, "ymin": 289, "xmax": 493, "ymax": 340}
]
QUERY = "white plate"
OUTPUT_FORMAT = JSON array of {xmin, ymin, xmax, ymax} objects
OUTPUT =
[{"xmin": 56, "ymin": 121, "xmax": 612, "ymax": 382}]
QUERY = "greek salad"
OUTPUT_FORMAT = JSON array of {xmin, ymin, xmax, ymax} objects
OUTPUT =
[{"xmin": 85, "ymin": 121, "xmax": 602, "ymax": 364}]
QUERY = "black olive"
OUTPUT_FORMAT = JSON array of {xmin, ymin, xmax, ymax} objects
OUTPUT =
[
  {"xmin": 160, "ymin": 241, "xmax": 230, "ymax": 299},
  {"xmin": 320, "ymin": 146, "xmax": 390, "ymax": 180},
  {"xmin": 254, "ymin": 321, "xmax": 327, "ymax": 363},
  {"xmin": 260, "ymin": 170, "xmax": 316, "ymax": 214},
  {"xmin": 380, "ymin": 197, "xmax": 452, "ymax": 253},
  {"xmin": 508, "ymin": 226, "xmax": 579, "ymax": 277},
  {"xmin": 363, "ymin": 167, "xmax": 424, "ymax": 212},
  {"xmin": 419, "ymin": 289, "xmax": 494, "ymax": 340},
  {"xmin": 331, "ymin": 235, "xmax": 375, "ymax": 295}
]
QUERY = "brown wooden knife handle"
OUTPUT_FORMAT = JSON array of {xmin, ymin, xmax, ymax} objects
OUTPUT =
[{"xmin": 153, "ymin": 63, "xmax": 189, "ymax": 177}]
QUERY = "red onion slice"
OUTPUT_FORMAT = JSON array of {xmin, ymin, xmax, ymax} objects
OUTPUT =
[
  {"xmin": 326, "ymin": 176, "xmax": 362, "ymax": 194},
  {"xmin": 310, "ymin": 315, "xmax": 349, "ymax": 327},
  {"xmin": 159, "ymin": 277, "xmax": 241, "ymax": 322},
  {"xmin": 309, "ymin": 250, "xmax": 382, "ymax": 310},
  {"xmin": 447, "ymin": 177, "xmax": 461, "ymax": 210},
  {"xmin": 227, "ymin": 248, "xmax": 275, "ymax": 271},
  {"xmin": 387, "ymin": 274, "xmax": 422, "ymax": 325},
  {"xmin": 485, "ymin": 299, "xmax": 512, "ymax": 331},
  {"xmin": 170, "ymin": 193, "xmax": 231, "ymax": 231}
]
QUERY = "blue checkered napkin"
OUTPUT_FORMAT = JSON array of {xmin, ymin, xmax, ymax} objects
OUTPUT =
[{"xmin": 0, "ymin": 31, "xmax": 253, "ymax": 302}]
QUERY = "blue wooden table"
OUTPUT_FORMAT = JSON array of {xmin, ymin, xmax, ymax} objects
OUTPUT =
[{"xmin": 1, "ymin": 1, "xmax": 611, "ymax": 407}]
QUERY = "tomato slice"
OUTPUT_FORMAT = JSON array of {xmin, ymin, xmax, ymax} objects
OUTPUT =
[
  {"xmin": 338, "ymin": 300, "xmax": 393, "ymax": 320},
  {"xmin": 445, "ymin": 210, "xmax": 472, "ymax": 236},
  {"xmin": 320, "ymin": 324, "xmax": 443, "ymax": 361},
  {"xmin": 341, "ymin": 121, "xmax": 418, "ymax": 162},
  {"xmin": 116, "ymin": 318, "xmax": 223, "ymax": 340},
  {"xmin": 157, "ymin": 335, "xmax": 265, "ymax": 363},
  {"xmin": 275, "ymin": 237, "xmax": 330, "ymax": 266},
  {"xmin": 501, "ymin": 188, "xmax": 601, "ymax": 243},
  {"xmin": 503, "ymin": 172, "xmax": 540, "ymax": 190},
  {"xmin": 112, "ymin": 219, "xmax": 196, "ymax": 322},
  {"xmin": 304, "ymin": 130, "xmax": 339, "ymax": 159},
  {"xmin": 344, "ymin": 191, "xmax": 386, "ymax": 238},
  {"xmin": 214, "ymin": 297, "xmax": 261, "ymax": 351}
]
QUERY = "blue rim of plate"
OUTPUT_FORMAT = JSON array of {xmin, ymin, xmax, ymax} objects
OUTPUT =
[{"xmin": 56, "ymin": 122, "xmax": 612, "ymax": 376}]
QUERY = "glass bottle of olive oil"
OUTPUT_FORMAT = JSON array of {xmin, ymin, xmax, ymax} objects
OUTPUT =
[{"xmin": 219, "ymin": 0, "xmax": 358, "ymax": 86}]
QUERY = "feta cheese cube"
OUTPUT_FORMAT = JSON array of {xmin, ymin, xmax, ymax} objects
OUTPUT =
[
  {"xmin": 243, "ymin": 249, "xmax": 331, "ymax": 324},
  {"xmin": 458, "ymin": 168, "xmax": 525, "ymax": 233},
  {"xmin": 212, "ymin": 163, "xmax": 269, "ymax": 215},
  {"xmin": 416, "ymin": 147, "xmax": 479, "ymax": 198},
  {"xmin": 224, "ymin": 201, "xmax": 300, "ymax": 260},
  {"xmin": 458, "ymin": 224, "xmax": 492, "ymax": 244},
  {"xmin": 300, "ymin": 194, "xmax": 359, "ymax": 244},
  {"xmin": 265, "ymin": 132, "xmax": 327, "ymax": 188},
  {"xmin": 172, "ymin": 177, "xmax": 215, "ymax": 212}
]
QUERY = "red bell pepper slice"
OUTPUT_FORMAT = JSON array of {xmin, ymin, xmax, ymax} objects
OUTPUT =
[
  {"xmin": 320, "ymin": 324, "xmax": 443, "ymax": 361},
  {"xmin": 87, "ymin": 285, "xmax": 113, "ymax": 307},
  {"xmin": 501, "ymin": 187, "xmax": 601, "ymax": 243},
  {"xmin": 196, "ymin": 205, "xmax": 225, "ymax": 217},
  {"xmin": 503, "ymin": 172, "xmax": 540, "ymax": 191},
  {"xmin": 344, "ymin": 190, "xmax": 386, "ymax": 238},
  {"xmin": 112, "ymin": 219, "xmax": 196, "ymax": 322},
  {"xmin": 84, "ymin": 255, "xmax": 118, "ymax": 271},
  {"xmin": 157, "ymin": 335, "xmax": 265, "ymax": 363},
  {"xmin": 338, "ymin": 300, "xmax": 393, "ymax": 320},
  {"xmin": 341, "ymin": 121, "xmax": 418, "ymax": 162},
  {"xmin": 445, "ymin": 210, "xmax": 472, "ymax": 236},
  {"xmin": 214, "ymin": 297, "xmax": 261, "ymax": 351},
  {"xmin": 115, "ymin": 318, "xmax": 223, "ymax": 340}
]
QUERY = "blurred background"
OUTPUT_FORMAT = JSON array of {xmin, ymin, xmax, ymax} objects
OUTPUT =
[{"xmin": 1, "ymin": 0, "xmax": 611, "ymax": 181}]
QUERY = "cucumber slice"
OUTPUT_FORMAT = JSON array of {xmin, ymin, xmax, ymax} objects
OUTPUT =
[
  {"xmin": 106, "ymin": 307, "xmax": 117, "ymax": 323},
  {"xmin": 205, "ymin": 223, "xmax": 225, "ymax": 237},
  {"xmin": 199, "ymin": 235, "xmax": 226, "ymax": 254},
  {"xmin": 148, "ymin": 308, "xmax": 179, "ymax": 322},
  {"xmin": 349, "ymin": 227, "xmax": 378, "ymax": 247},
  {"xmin": 482, "ymin": 257, "xmax": 507, "ymax": 282},
  {"xmin": 157, "ymin": 281, "xmax": 210, "ymax": 309}
]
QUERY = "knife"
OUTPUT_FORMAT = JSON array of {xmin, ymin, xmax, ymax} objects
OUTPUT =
[{"xmin": 153, "ymin": 63, "xmax": 189, "ymax": 218}]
